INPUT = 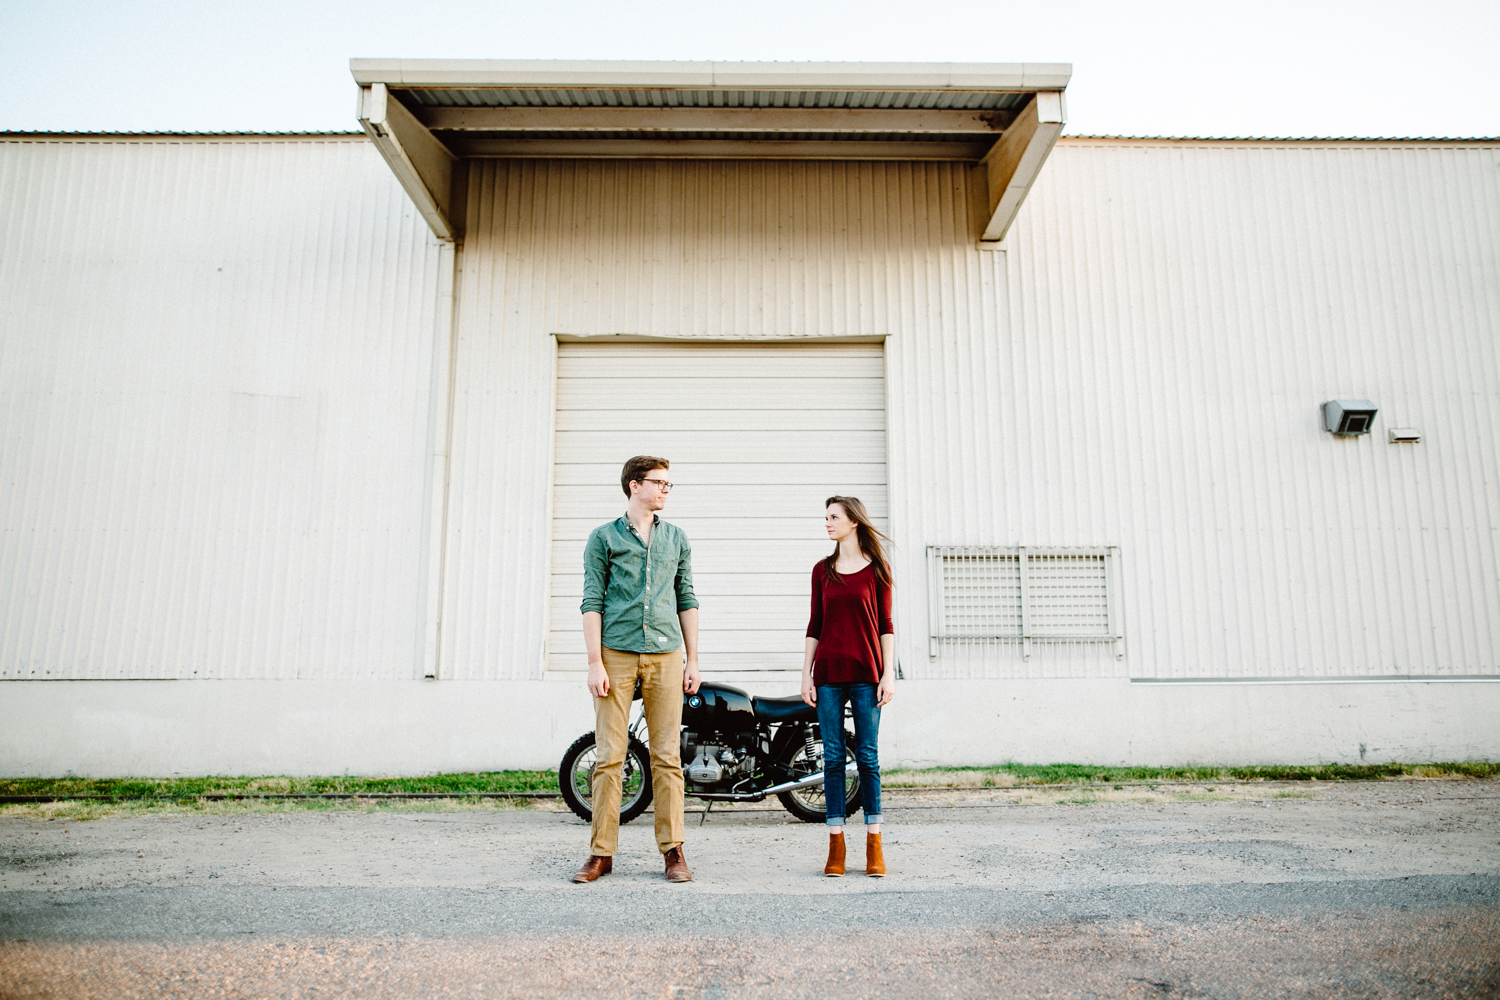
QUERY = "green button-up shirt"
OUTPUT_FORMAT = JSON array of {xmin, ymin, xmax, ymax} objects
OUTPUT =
[{"xmin": 580, "ymin": 514, "xmax": 699, "ymax": 654}]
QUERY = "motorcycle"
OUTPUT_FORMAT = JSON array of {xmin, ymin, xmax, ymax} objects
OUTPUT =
[{"xmin": 558, "ymin": 680, "xmax": 861, "ymax": 824}]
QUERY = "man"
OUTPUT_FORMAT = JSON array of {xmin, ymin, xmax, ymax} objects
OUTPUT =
[{"xmin": 572, "ymin": 455, "xmax": 701, "ymax": 884}]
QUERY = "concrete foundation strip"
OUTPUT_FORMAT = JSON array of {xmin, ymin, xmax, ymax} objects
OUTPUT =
[{"xmin": 0, "ymin": 778, "xmax": 1462, "ymax": 804}]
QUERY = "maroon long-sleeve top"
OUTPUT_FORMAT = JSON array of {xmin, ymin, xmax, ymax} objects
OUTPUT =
[{"xmin": 805, "ymin": 561, "xmax": 893, "ymax": 686}]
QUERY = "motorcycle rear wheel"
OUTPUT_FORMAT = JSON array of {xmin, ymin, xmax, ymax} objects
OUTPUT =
[
  {"xmin": 772, "ymin": 724, "xmax": 862, "ymax": 824},
  {"xmin": 558, "ymin": 731, "xmax": 653, "ymax": 825}
]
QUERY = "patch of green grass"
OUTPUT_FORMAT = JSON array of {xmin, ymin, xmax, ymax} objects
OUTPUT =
[
  {"xmin": 882, "ymin": 761, "xmax": 1499, "ymax": 788},
  {"xmin": 4, "ymin": 760, "xmax": 1494, "ymax": 811},
  {"xmin": 0, "ymin": 770, "xmax": 558, "ymax": 800}
]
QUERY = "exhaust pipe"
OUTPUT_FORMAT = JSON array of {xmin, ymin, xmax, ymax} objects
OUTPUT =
[
  {"xmin": 693, "ymin": 762, "xmax": 859, "ymax": 802},
  {"xmin": 762, "ymin": 761, "xmax": 858, "ymax": 796}
]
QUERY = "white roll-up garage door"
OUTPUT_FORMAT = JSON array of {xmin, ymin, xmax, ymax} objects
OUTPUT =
[{"xmin": 549, "ymin": 341, "xmax": 887, "ymax": 685}]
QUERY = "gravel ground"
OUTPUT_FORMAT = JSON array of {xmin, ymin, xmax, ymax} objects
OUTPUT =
[{"xmin": 2, "ymin": 779, "xmax": 1497, "ymax": 998}]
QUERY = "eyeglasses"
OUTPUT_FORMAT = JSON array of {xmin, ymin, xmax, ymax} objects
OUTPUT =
[{"xmin": 639, "ymin": 478, "xmax": 673, "ymax": 491}]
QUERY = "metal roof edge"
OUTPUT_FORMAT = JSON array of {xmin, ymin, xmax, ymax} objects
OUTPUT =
[
  {"xmin": 7, "ymin": 130, "xmax": 1489, "ymax": 146},
  {"xmin": 0, "ymin": 130, "xmax": 367, "ymax": 140},
  {"xmin": 348, "ymin": 58, "xmax": 1072, "ymax": 91},
  {"xmin": 1060, "ymin": 134, "xmax": 1500, "ymax": 144}
]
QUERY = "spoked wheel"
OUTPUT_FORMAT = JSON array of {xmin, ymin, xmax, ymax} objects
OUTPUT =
[
  {"xmin": 772, "ymin": 724, "xmax": 862, "ymax": 823},
  {"xmin": 558, "ymin": 731, "xmax": 653, "ymax": 825}
]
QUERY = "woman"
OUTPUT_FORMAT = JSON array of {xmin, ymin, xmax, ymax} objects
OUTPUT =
[{"xmin": 800, "ymin": 495, "xmax": 895, "ymax": 877}]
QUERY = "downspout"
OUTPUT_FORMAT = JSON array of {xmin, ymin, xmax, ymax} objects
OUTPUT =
[
  {"xmin": 420, "ymin": 241, "xmax": 461, "ymax": 679},
  {"xmin": 358, "ymin": 82, "xmax": 466, "ymax": 680}
]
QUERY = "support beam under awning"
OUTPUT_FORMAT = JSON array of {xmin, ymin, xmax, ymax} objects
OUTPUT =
[
  {"xmin": 978, "ymin": 92, "xmax": 1066, "ymax": 247},
  {"xmin": 358, "ymin": 83, "xmax": 464, "ymax": 242},
  {"xmin": 445, "ymin": 136, "xmax": 994, "ymax": 160},
  {"xmin": 418, "ymin": 105, "xmax": 1015, "ymax": 134}
]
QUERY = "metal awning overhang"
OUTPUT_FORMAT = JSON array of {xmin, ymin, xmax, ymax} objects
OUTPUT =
[{"xmin": 350, "ymin": 60, "xmax": 1070, "ymax": 245}]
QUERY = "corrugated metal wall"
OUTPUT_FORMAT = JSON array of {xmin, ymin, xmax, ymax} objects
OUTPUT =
[
  {"xmin": 0, "ymin": 136, "xmax": 447, "ymax": 679},
  {"xmin": 446, "ymin": 144, "xmax": 1499, "ymax": 683},
  {"xmin": 991, "ymin": 139, "xmax": 1500, "ymax": 680},
  {"xmin": 6, "ymin": 138, "xmax": 1494, "ymax": 686}
]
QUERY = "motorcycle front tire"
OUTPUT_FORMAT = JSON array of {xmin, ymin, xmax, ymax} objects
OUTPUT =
[{"xmin": 557, "ymin": 731, "xmax": 654, "ymax": 826}]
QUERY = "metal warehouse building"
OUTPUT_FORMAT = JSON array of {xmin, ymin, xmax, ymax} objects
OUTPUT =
[{"xmin": 2, "ymin": 61, "xmax": 1497, "ymax": 776}]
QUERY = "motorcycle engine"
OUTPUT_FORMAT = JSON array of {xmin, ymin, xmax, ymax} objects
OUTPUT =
[
  {"xmin": 687, "ymin": 746, "xmax": 723, "ymax": 784},
  {"xmin": 684, "ymin": 740, "xmax": 753, "ymax": 789}
]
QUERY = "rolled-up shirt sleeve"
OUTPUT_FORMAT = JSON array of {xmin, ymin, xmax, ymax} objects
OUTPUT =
[
  {"xmin": 674, "ymin": 535, "xmax": 699, "ymax": 612},
  {"xmin": 806, "ymin": 565, "xmax": 824, "ymax": 640},
  {"xmin": 580, "ymin": 528, "xmax": 608, "ymax": 615}
]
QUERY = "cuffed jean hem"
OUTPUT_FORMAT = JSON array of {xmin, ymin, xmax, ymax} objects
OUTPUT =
[
  {"xmin": 825, "ymin": 817, "xmax": 845, "ymax": 827},
  {"xmin": 863, "ymin": 814, "xmax": 882, "ymax": 824}
]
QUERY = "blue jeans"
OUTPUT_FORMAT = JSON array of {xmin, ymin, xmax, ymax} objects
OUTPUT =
[{"xmin": 816, "ymin": 682, "xmax": 882, "ymax": 826}]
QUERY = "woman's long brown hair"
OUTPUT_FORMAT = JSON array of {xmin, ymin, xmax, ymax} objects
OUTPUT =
[{"xmin": 823, "ymin": 495, "xmax": 892, "ymax": 587}]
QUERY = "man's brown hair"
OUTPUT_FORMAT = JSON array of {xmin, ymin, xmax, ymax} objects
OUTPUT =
[{"xmin": 621, "ymin": 455, "xmax": 670, "ymax": 498}]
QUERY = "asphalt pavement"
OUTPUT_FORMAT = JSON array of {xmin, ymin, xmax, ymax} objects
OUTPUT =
[{"xmin": 2, "ymin": 780, "xmax": 1497, "ymax": 998}]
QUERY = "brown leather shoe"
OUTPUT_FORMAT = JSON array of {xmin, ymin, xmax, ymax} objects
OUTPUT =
[
  {"xmin": 824, "ymin": 830, "xmax": 846, "ymax": 877},
  {"xmin": 572, "ymin": 855, "xmax": 612, "ymax": 883},
  {"xmin": 663, "ymin": 845, "xmax": 692, "ymax": 882},
  {"xmin": 865, "ymin": 832, "xmax": 886, "ymax": 877}
]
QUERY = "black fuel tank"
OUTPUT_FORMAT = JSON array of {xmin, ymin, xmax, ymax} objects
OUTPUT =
[{"xmin": 682, "ymin": 681, "xmax": 755, "ymax": 730}]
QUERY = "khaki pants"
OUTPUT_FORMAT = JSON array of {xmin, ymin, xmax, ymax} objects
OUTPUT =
[{"xmin": 590, "ymin": 645, "xmax": 686, "ymax": 856}]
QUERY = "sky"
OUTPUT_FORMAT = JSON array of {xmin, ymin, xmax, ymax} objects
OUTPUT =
[{"xmin": 1, "ymin": 0, "xmax": 1497, "ymax": 138}]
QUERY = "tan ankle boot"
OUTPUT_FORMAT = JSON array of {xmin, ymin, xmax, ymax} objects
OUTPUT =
[
  {"xmin": 866, "ymin": 831, "xmax": 886, "ymax": 877},
  {"xmin": 824, "ymin": 831, "xmax": 846, "ymax": 877}
]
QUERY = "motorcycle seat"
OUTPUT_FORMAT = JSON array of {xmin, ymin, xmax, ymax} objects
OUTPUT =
[{"xmin": 752, "ymin": 695, "xmax": 817, "ymax": 723}]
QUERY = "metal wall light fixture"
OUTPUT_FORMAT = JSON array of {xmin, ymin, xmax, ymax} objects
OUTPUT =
[{"xmin": 1323, "ymin": 399, "xmax": 1379, "ymax": 436}]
